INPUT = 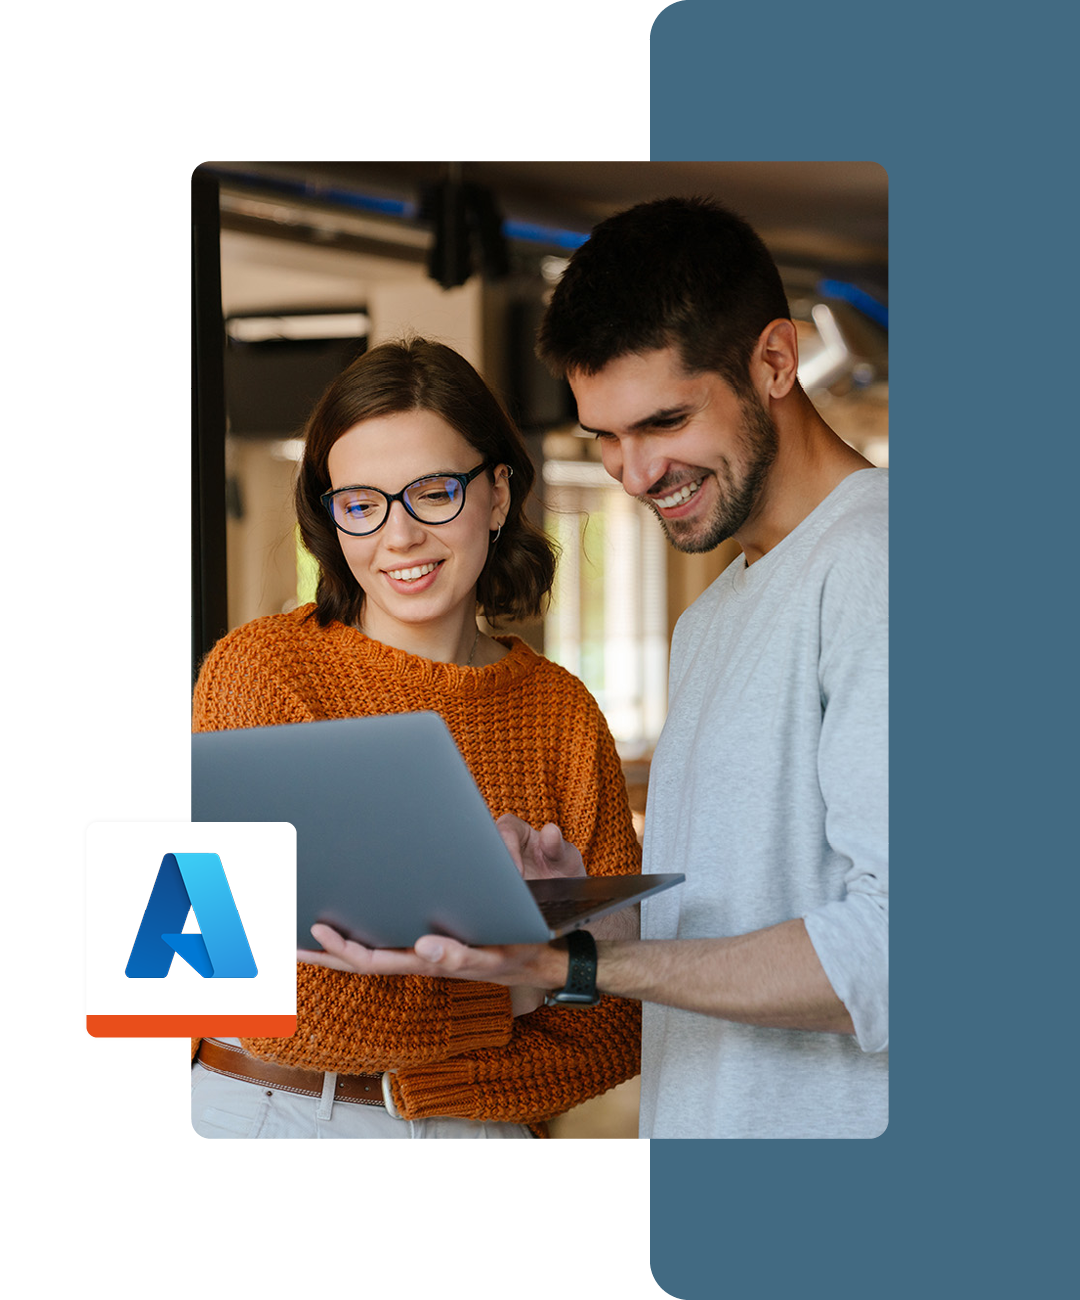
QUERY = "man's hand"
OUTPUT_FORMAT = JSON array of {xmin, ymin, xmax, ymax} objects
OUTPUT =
[
  {"xmin": 299, "ymin": 924, "xmax": 568, "ymax": 1003},
  {"xmin": 496, "ymin": 813, "xmax": 585, "ymax": 880}
]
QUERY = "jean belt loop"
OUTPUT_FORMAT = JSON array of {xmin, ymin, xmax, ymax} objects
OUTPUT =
[
  {"xmin": 316, "ymin": 1071, "xmax": 337, "ymax": 1121},
  {"xmin": 382, "ymin": 1070, "xmax": 402, "ymax": 1119}
]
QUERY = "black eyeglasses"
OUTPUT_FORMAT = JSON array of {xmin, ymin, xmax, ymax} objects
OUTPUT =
[{"xmin": 321, "ymin": 462, "xmax": 491, "ymax": 537}]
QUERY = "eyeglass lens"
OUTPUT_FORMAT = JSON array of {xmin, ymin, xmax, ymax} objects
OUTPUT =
[{"xmin": 330, "ymin": 475, "xmax": 466, "ymax": 535}]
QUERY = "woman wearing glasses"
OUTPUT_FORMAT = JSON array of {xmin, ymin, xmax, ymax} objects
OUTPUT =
[{"xmin": 190, "ymin": 337, "xmax": 641, "ymax": 1138}]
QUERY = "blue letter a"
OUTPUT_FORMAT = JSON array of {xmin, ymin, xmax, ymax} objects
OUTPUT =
[{"xmin": 125, "ymin": 852, "xmax": 258, "ymax": 978}]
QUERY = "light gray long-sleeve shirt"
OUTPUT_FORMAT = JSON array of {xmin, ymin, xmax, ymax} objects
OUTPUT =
[{"xmin": 639, "ymin": 468, "xmax": 888, "ymax": 1139}]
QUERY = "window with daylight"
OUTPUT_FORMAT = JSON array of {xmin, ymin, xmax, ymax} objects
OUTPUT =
[{"xmin": 543, "ymin": 457, "xmax": 668, "ymax": 760}]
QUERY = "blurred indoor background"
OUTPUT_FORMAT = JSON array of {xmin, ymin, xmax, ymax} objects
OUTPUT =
[{"xmin": 192, "ymin": 160, "xmax": 888, "ymax": 1137}]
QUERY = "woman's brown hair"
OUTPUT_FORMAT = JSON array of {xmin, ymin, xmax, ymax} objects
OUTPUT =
[{"xmin": 294, "ymin": 337, "xmax": 556, "ymax": 629}]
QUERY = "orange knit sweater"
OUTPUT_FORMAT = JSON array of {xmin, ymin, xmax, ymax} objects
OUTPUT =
[{"xmin": 191, "ymin": 607, "xmax": 642, "ymax": 1132}]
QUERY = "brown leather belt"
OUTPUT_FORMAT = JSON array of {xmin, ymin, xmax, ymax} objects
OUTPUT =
[{"xmin": 196, "ymin": 1039, "xmax": 386, "ymax": 1107}]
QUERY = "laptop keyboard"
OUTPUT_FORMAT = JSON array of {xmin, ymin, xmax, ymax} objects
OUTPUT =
[{"xmin": 538, "ymin": 895, "xmax": 618, "ymax": 928}]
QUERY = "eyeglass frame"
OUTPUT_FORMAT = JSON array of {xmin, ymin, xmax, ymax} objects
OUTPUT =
[{"xmin": 320, "ymin": 461, "xmax": 494, "ymax": 538}]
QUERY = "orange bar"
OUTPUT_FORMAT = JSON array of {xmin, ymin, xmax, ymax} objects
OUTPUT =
[{"xmin": 86, "ymin": 1014, "xmax": 296, "ymax": 1038}]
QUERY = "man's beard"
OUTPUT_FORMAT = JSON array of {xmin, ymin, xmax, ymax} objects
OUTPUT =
[{"xmin": 643, "ymin": 392, "xmax": 779, "ymax": 554}]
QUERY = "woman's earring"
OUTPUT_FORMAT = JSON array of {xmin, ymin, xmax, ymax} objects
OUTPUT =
[{"xmin": 490, "ymin": 523, "xmax": 503, "ymax": 545}]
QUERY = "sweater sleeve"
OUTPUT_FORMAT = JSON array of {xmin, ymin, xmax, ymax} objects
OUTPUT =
[
  {"xmin": 389, "ymin": 997, "xmax": 640, "ymax": 1125},
  {"xmin": 391, "ymin": 693, "xmax": 643, "ymax": 1124}
]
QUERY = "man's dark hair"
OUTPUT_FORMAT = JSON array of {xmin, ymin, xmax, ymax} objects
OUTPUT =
[{"xmin": 536, "ymin": 196, "xmax": 791, "ymax": 394}]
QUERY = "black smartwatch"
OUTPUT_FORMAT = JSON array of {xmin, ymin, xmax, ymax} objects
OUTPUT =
[{"xmin": 543, "ymin": 928, "xmax": 600, "ymax": 1007}]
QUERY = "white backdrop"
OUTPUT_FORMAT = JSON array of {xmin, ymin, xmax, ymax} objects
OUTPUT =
[{"xmin": 9, "ymin": 3, "xmax": 671, "ymax": 1297}]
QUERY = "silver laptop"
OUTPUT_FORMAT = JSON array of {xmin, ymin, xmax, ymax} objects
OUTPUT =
[{"xmin": 191, "ymin": 711, "xmax": 682, "ymax": 949}]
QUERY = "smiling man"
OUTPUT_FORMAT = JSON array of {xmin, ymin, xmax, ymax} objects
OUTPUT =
[{"xmin": 306, "ymin": 197, "xmax": 888, "ymax": 1139}]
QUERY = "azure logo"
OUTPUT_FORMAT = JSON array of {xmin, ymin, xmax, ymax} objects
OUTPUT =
[{"xmin": 125, "ymin": 852, "xmax": 258, "ymax": 978}]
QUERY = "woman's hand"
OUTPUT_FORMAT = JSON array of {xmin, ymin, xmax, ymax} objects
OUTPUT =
[
  {"xmin": 497, "ymin": 813, "xmax": 638, "ymax": 941},
  {"xmin": 496, "ymin": 814, "xmax": 585, "ymax": 880}
]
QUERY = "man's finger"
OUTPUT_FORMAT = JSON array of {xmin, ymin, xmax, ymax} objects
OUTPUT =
[
  {"xmin": 297, "ymin": 947, "xmax": 356, "ymax": 972},
  {"xmin": 414, "ymin": 935, "xmax": 448, "ymax": 962},
  {"xmin": 413, "ymin": 934, "xmax": 505, "ymax": 976},
  {"xmin": 310, "ymin": 922, "xmax": 359, "ymax": 956}
]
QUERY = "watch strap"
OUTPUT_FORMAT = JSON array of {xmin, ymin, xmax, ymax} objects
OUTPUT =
[{"xmin": 544, "ymin": 928, "xmax": 600, "ymax": 1007}]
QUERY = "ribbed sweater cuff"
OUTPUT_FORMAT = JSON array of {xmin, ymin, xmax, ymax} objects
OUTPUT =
[
  {"xmin": 390, "ymin": 1059, "xmax": 560, "ymax": 1124},
  {"xmin": 389, "ymin": 1059, "xmax": 481, "ymax": 1121},
  {"xmin": 433, "ymin": 981, "xmax": 515, "ymax": 1057},
  {"xmin": 389, "ymin": 1063, "xmax": 551, "ymax": 1136}
]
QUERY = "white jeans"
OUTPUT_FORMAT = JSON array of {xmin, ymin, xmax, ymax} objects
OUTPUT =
[{"xmin": 191, "ymin": 1060, "xmax": 534, "ymax": 1139}]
